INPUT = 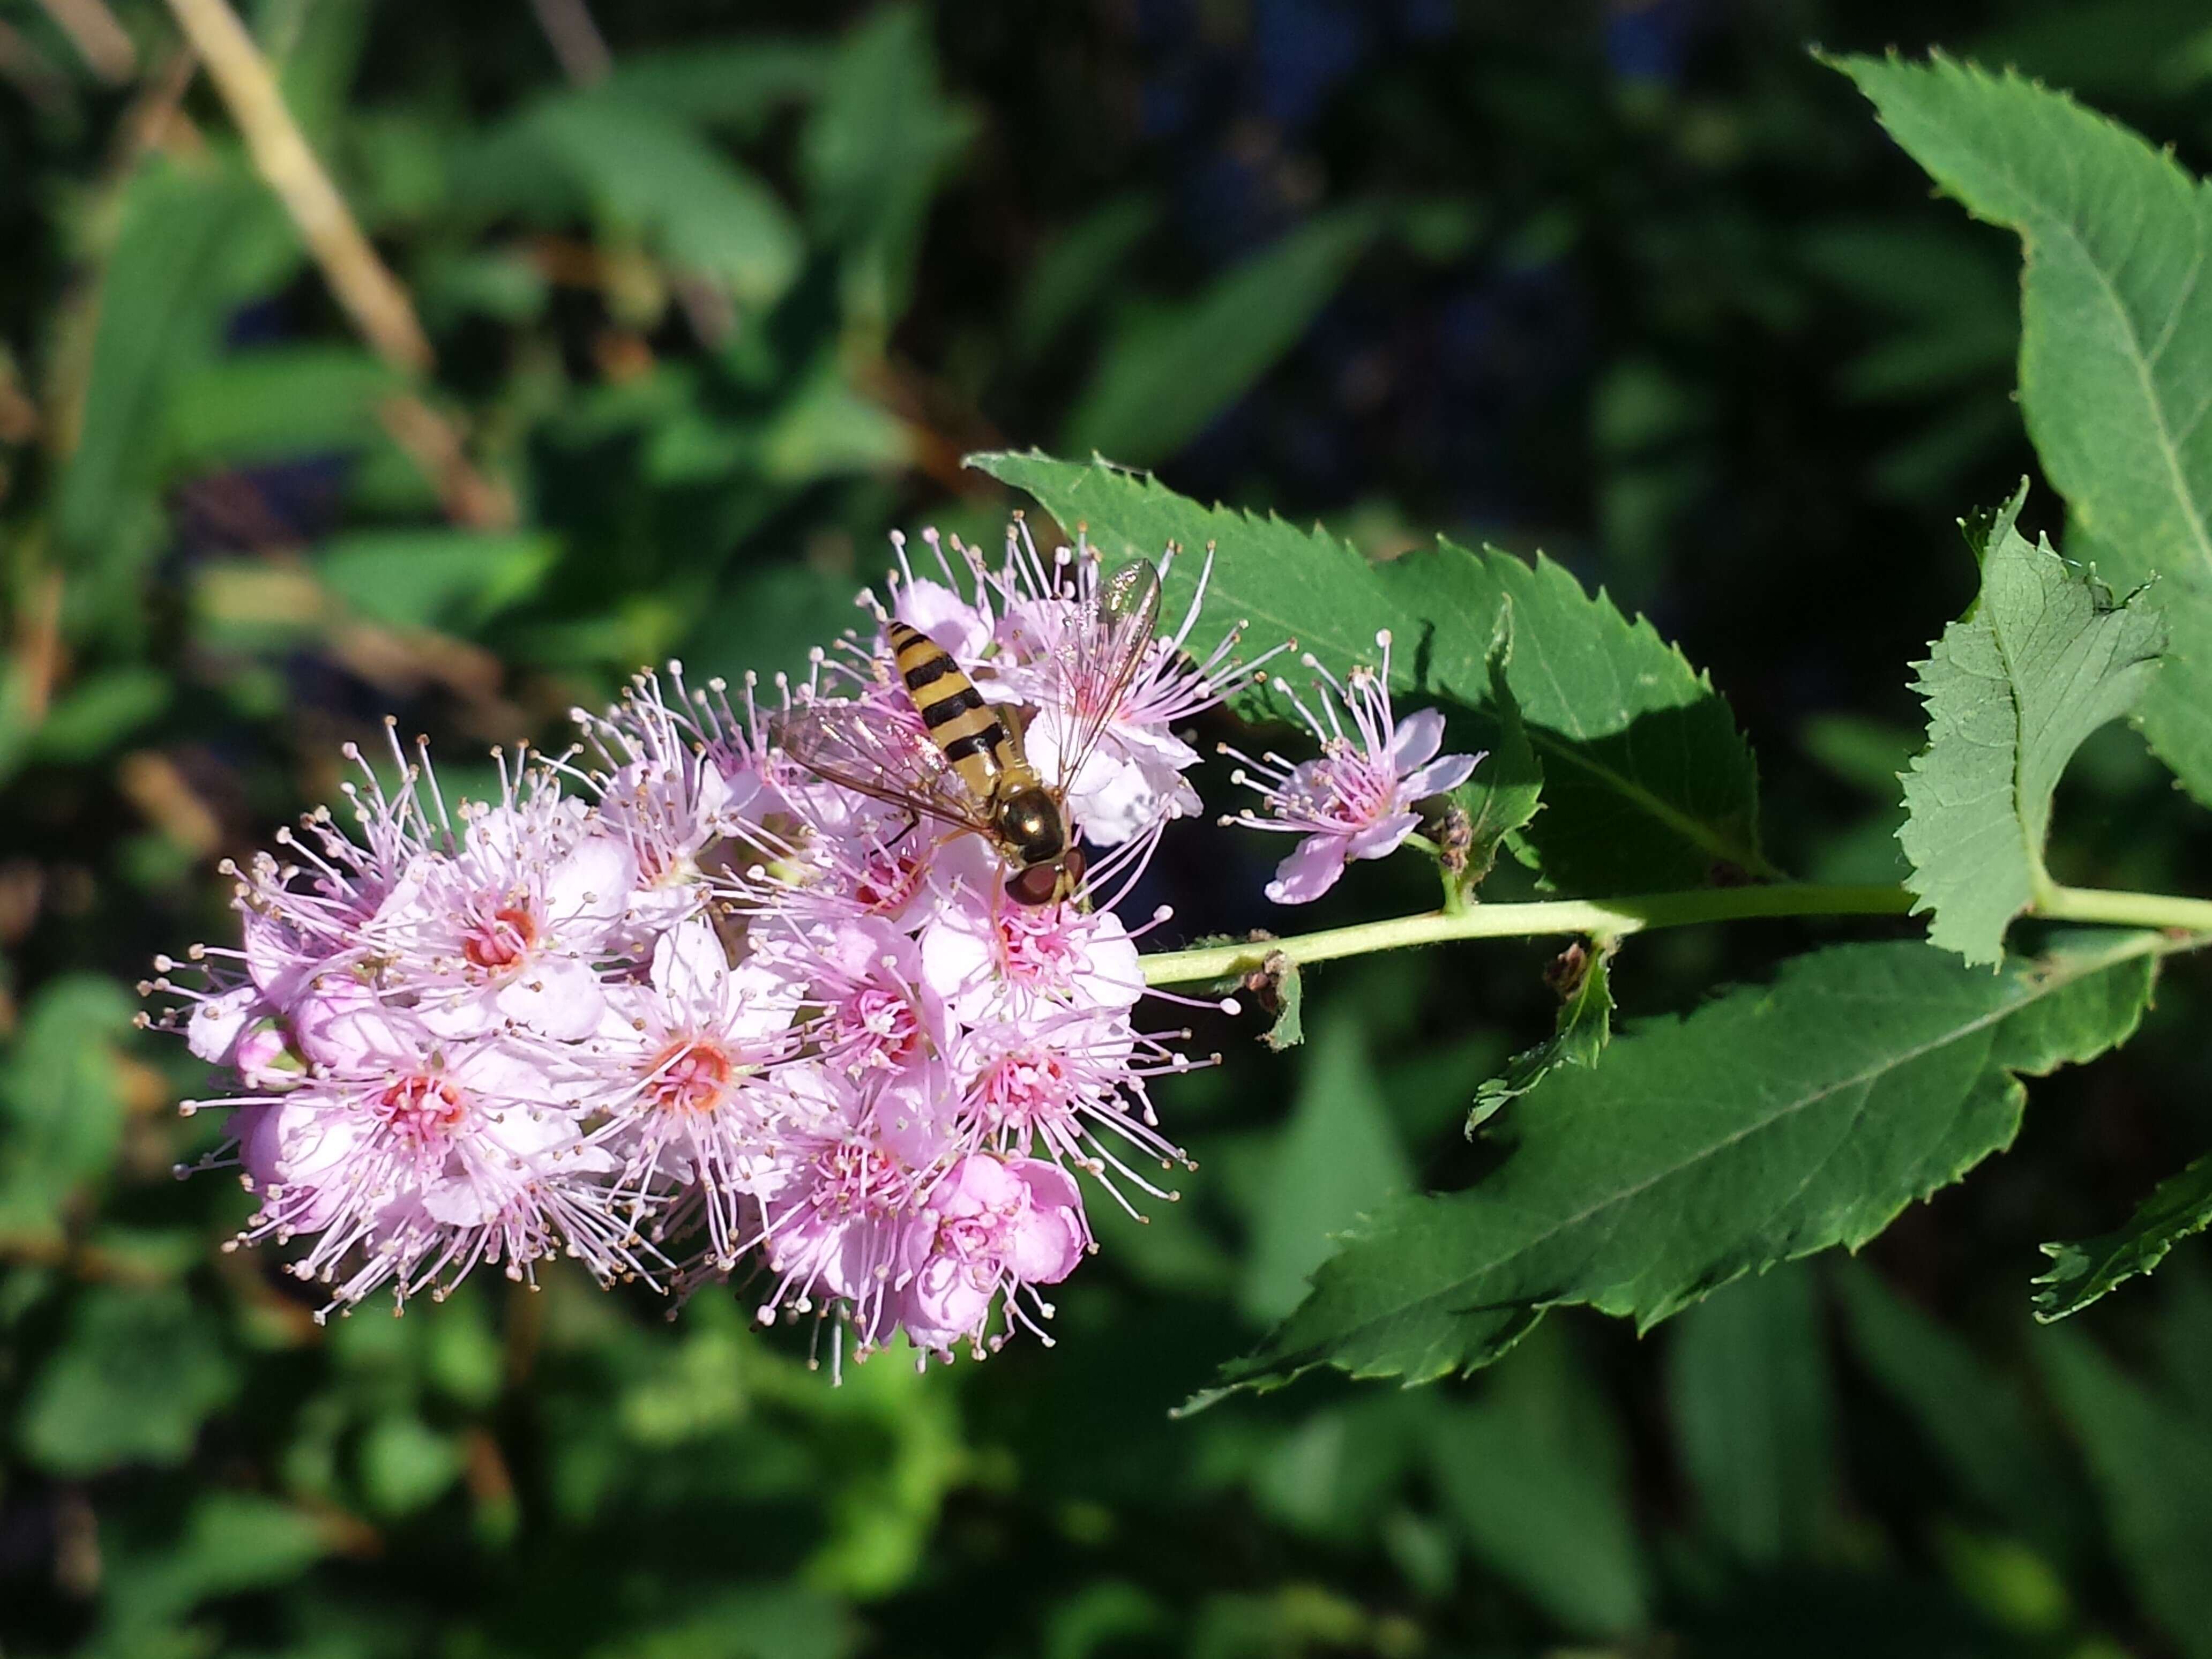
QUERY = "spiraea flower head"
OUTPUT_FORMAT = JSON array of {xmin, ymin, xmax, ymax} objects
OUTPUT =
[
  {"xmin": 152, "ymin": 517, "xmax": 1258, "ymax": 1371},
  {"xmin": 1224, "ymin": 630, "xmax": 1482, "ymax": 903}
]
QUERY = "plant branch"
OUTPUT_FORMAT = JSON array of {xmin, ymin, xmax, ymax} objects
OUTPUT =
[
  {"xmin": 2036, "ymin": 884, "xmax": 2212, "ymax": 933},
  {"xmin": 1139, "ymin": 881, "xmax": 2212, "ymax": 987}
]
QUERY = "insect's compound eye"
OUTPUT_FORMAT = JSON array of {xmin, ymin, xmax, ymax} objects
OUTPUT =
[{"xmin": 1005, "ymin": 863, "xmax": 1062, "ymax": 907}]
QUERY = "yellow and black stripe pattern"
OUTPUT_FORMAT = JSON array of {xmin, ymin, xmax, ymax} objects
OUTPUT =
[{"xmin": 886, "ymin": 620, "xmax": 1025, "ymax": 797}]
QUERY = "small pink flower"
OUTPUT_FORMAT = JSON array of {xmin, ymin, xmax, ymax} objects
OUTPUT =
[
  {"xmin": 1225, "ymin": 630, "xmax": 1480, "ymax": 904},
  {"xmin": 895, "ymin": 1154, "xmax": 1088, "ymax": 1355},
  {"xmin": 586, "ymin": 919, "xmax": 802, "ymax": 1267},
  {"xmin": 228, "ymin": 1019, "xmax": 633, "ymax": 1311},
  {"xmin": 373, "ymin": 798, "xmax": 636, "ymax": 1042},
  {"xmin": 779, "ymin": 919, "xmax": 950, "ymax": 1077},
  {"xmin": 754, "ymin": 1090, "xmax": 918, "ymax": 1348},
  {"xmin": 918, "ymin": 901, "xmax": 1143, "ymax": 1025}
]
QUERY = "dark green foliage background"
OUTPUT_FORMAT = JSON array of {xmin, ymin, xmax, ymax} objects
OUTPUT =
[{"xmin": 4, "ymin": 2, "xmax": 2212, "ymax": 1655}]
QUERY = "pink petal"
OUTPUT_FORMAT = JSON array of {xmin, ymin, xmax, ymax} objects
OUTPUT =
[
  {"xmin": 421, "ymin": 1175, "xmax": 499, "ymax": 1227},
  {"xmin": 186, "ymin": 985, "xmax": 256, "ymax": 1065},
  {"xmin": 1072, "ymin": 918, "xmax": 1145, "ymax": 1010},
  {"xmin": 904, "ymin": 1271, "xmax": 993, "ymax": 1349},
  {"xmin": 917, "ymin": 915, "xmax": 993, "ymax": 1002},
  {"xmin": 1006, "ymin": 1206, "xmax": 1082, "ymax": 1284},
  {"xmin": 1264, "ymin": 833, "xmax": 1352, "ymax": 904},
  {"xmin": 294, "ymin": 984, "xmax": 422, "ymax": 1070},
  {"xmin": 1400, "ymin": 750, "xmax": 1481, "ymax": 800},
  {"xmin": 494, "ymin": 955, "xmax": 605, "ymax": 1041},
  {"xmin": 652, "ymin": 918, "xmax": 729, "ymax": 1016},
  {"xmin": 544, "ymin": 835, "xmax": 636, "ymax": 943},
  {"xmin": 1007, "ymin": 1160, "xmax": 1086, "ymax": 1283},
  {"xmin": 877, "ymin": 1066, "xmax": 959, "ymax": 1167},
  {"xmin": 1344, "ymin": 810, "xmax": 1423, "ymax": 863},
  {"xmin": 1389, "ymin": 706, "xmax": 1447, "ymax": 770},
  {"xmin": 940, "ymin": 1152, "xmax": 1022, "ymax": 1212},
  {"xmin": 894, "ymin": 578, "xmax": 991, "ymax": 661},
  {"xmin": 1010, "ymin": 1156, "xmax": 1082, "ymax": 1211}
]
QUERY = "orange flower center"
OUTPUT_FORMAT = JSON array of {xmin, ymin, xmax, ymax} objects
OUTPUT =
[{"xmin": 463, "ymin": 904, "xmax": 538, "ymax": 970}]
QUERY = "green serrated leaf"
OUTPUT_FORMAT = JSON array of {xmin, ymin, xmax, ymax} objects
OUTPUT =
[
  {"xmin": 1432, "ymin": 1326, "xmax": 1647, "ymax": 1633},
  {"xmin": 597, "ymin": 40, "xmax": 828, "ymax": 133},
  {"xmin": 973, "ymin": 452, "xmax": 1765, "ymax": 894},
  {"xmin": 1453, "ymin": 606, "xmax": 1544, "ymax": 890},
  {"xmin": 587, "ymin": 1584, "xmax": 861, "ymax": 1659},
  {"xmin": 2039, "ymin": 1325, "xmax": 2212, "ymax": 1659},
  {"xmin": 1467, "ymin": 941, "xmax": 1613, "ymax": 1132},
  {"xmin": 801, "ymin": 3, "xmax": 976, "ymax": 326},
  {"xmin": 1013, "ymin": 193, "xmax": 1161, "ymax": 361},
  {"xmin": 59, "ymin": 155, "xmax": 298, "ymax": 620},
  {"xmin": 1196, "ymin": 933, "xmax": 2156, "ymax": 1403},
  {"xmin": 104, "ymin": 1492, "xmax": 333, "ymax": 1632},
  {"xmin": 2035, "ymin": 1150, "xmax": 2212, "ymax": 1321},
  {"xmin": 163, "ymin": 345, "xmax": 402, "ymax": 469},
  {"xmin": 360, "ymin": 1411, "xmax": 466, "ymax": 1518},
  {"xmin": 28, "ymin": 667, "xmax": 171, "ymax": 763},
  {"xmin": 1899, "ymin": 483, "xmax": 2165, "ymax": 966},
  {"xmin": 1839, "ymin": 53, "xmax": 2212, "ymax": 806}
]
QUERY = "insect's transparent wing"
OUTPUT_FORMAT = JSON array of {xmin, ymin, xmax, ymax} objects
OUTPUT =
[
  {"xmin": 1054, "ymin": 558, "xmax": 1164, "ymax": 790},
  {"xmin": 775, "ymin": 698, "xmax": 992, "ymax": 832}
]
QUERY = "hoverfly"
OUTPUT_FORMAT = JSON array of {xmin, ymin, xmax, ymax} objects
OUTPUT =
[{"xmin": 777, "ymin": 558, "xmax": 1164, "ymax": 906}]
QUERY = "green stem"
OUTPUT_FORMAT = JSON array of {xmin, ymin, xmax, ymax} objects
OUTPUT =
[
  {"xmin": 1139, "ymin": 881, "xmax": 2212, "ymax": 988},
  {"xmin": 2036, "ymin": 884, "xmax": 2212, "ymax": 933}
]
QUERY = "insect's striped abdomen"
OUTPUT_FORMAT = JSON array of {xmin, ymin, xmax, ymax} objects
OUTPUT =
[{"xmin": 886, "ymin": 621, "xmax": 1020, "ymax": 796}]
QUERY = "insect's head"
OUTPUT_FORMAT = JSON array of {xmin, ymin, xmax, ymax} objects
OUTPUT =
[{"xmin": 998, "ymin": 787, "xmax": 1077, "ymax": 907}]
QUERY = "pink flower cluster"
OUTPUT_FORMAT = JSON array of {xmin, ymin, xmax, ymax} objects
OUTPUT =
[{"xmin": 149, "ymin": 526, "xmax": 1254, "ymax": 1367}]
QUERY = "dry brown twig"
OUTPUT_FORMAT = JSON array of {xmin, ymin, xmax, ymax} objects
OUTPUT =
[
  {"xmin": 527, "ymin": 0, "xmax": 610, "ymax": 87},
  {"xmin": 36, "ymin": 0, "xmax": 137, "ymax": 82},
  {"xmin": 377, "ymin": 394, "xmax": 518, "ymax": 529},
  {"xmin": 158, "ymin": 0, "xmax": 517, "ymax": 536},
  {"xmin": 0, "ymin": 18, "xmax": 72, "ymax": 115},
  {"xmin": 161, "ymin": 0, "xmax": 432, "ymax": 375}
]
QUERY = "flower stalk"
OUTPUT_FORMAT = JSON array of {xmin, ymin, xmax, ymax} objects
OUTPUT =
[{"xmin": 1137, "ymin": 881, "xmax": 2212, "ymax": 987}]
